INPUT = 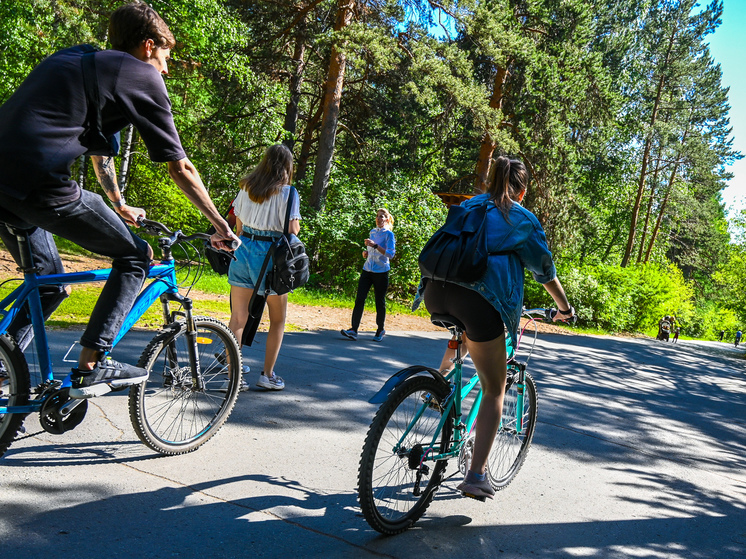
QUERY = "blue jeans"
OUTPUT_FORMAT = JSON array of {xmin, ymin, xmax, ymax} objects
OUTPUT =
[
  {"xmin": 0, "ymin": 225, "xmax": 68, "ymax": 351},
  {"xmin": 0, "ymin": 188, "xmax": 150, "ymax": 353}
]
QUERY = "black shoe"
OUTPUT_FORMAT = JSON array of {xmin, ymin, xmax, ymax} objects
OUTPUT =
[{"xmin": 69, "ymin": 357, "xmax": 149, "ymax": 399}]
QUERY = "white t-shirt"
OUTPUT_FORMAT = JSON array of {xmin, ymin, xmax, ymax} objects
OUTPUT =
[{"xmin": 232, "ymin": 185, "xmax": 301, "ymax": 232}]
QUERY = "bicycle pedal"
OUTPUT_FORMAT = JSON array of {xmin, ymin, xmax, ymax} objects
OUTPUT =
[
  {"xmin": 69, "ymin": 383, "xmax": 112, "ymax": 399},
  {"xmin": 461, "ymin": 491, "xmax": 487, "ymax": 502}
]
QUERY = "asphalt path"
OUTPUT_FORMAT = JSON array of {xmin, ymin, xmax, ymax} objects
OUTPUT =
[{"xmin": 1, "ymin": 328, "xmax": 744, "ymax": 558}]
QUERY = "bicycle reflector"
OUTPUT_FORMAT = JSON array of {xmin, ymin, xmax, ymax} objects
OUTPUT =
[
  {"xmin": 196, "ymin": 337, "xmax": 213, "ymax": 344},
  {"xmin": 448, "ymin": 339, "xmax": 459, "ymax": 349}
]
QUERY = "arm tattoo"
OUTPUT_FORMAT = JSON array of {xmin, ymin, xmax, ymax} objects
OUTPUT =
[{"xmin": 93, "ymin": 156, "xmax": 119, "ymax": 195}]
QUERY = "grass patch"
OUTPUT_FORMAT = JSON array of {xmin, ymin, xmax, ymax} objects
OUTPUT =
[{"xmin": 288, "ymin": 285, "xmax": 431, "ymax": 317}]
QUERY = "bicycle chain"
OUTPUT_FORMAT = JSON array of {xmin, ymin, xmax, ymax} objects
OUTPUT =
[{"xmin": 12, "ymin": 427, "xmax": 45, "ymax": 442}]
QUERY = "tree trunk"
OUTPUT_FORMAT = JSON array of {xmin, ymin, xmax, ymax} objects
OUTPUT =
[
  {"xmin": 473, "ymin": 65, "xmax": 508, "ymax": 193},
  {"xmin": 309, "ymin": 0, "xmax": 355, "ymax": 210},
  {"xmin": 78, "ymin": 155, "xmax": 87, "ymax": 189},
  {"xmin": 636, "ymin": 145, "xmax": 662, "ymax": 263},
  {"xmin": 283, "ymin": 20, "xmax": 307, "ymax": 151},
  {"xmin": 643, "ymin": 159, "xmax": 680, "ymax": 263},
  {"xmin": 295, "ymin": 102, "xmax": 324, "ymax": 183},
  {"xmin": 117, "ymin": 125, "xmax": 134, "ymax": 194},
  {"xmin": 620, "ymin": 25, "xmax": 677, "ymax": 267},
  {"xmin": 644, "ymin": 128, "xmax": 688, "ymax": 262}
]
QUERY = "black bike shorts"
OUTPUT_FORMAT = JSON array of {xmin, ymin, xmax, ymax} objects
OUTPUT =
[{"xmin": 423, "ymin": 280, "xmax": 505, "ymax": 342}]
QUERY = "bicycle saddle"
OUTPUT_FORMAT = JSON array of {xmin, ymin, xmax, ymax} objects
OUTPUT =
[
  {"xmin": 0, "ymin": 206, "xmax": 35, "ymax": 231},
  {"xmin": 430, "ymin": 313, "xmax": 466, "ymax": 332}
]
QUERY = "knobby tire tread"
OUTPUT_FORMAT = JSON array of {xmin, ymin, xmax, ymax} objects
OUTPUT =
[
  {"xmin": 128, "ymin": 316, "xmax": 241, "ymax": 455},
  {"xmin": 0, "ymin": 334, "xmax": 30, "ymax": 458},
  {"xmin": 358, "ymin": 375, "xmax": 454, "ymax": 535},
  {"xmin": 487, "ymin": 371, "xmax": 538, "ymax": 490}
]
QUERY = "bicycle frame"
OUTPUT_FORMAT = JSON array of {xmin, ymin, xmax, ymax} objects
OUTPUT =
[
  {"xmin": 395, "ymin": 324, "xmax": 527, "ymax": 465},
  {"xmin": 0, "ymin": 260, "xmax": 180, "ymax": 415}
]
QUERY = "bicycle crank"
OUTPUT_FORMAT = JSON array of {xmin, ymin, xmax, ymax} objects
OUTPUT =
[
  {"xmin": 458, "ymin": 436, "xmax": 475, "ymax": 476},
  {"xmin": 40, "ymin": 388, "xmax": 88, "ymax": 434}
]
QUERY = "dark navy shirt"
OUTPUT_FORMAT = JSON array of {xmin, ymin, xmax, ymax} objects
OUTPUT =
[{"xmin": 0, "ymin": 45, "xmax": 186, "ymax": 204}]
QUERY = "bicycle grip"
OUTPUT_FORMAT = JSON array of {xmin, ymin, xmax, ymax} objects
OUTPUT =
[{"xmin": 225, "ymin": 239, "xmax": 241, "ymax": 251}]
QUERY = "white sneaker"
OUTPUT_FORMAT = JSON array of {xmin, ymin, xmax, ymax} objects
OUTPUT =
[
  {"xmin": 257, "ymin": 372, "xmax": 285, "ymax": 390},
  {"xmin": 218, "ymin": 365, "xmax": 251, "ymax": 392}
]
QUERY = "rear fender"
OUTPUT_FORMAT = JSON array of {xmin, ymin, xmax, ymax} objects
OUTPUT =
[{"xmin": 368, "ymin": 365, "xmax": 449, "ymax": 404}]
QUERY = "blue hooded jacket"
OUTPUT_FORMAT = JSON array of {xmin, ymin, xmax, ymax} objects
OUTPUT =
[{"xmin": 414, "ymin": 193, "xmax": 556, "ymax": 351}]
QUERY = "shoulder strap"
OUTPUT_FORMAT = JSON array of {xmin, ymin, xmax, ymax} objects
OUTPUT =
[
  {"xmin": 283, "ymin": 185, "xmax": 297, "ymax": 236},
  {"xmin": 81, "ymin": 50, "xmax": 103, "ymax": 136}
]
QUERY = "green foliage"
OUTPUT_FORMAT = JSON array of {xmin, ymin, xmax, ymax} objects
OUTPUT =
[
  {"xmin": 526, "ymin": 261, "xmax": 694, "ymax": 333},
  {"xmin": 300, "ymin": 162, "xmax": 447, "ymax": 297}
]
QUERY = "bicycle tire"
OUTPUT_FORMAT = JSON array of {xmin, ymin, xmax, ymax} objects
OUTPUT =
[
  {"xmin": 0, "ymin": 334, "xmax": 30, "ymax": 458},
  {"xmin": 487, "ymin": 371, "xmax": 538, "ymax": 490},
  {"xmin": 358, "ymin": 375, "xmax": 454, "ymax": 535},
  {"xmin": 128, "ymin": 316, "xmax": 241, "ymax": 455}
]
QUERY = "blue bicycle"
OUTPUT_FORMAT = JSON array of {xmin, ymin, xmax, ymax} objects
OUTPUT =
[{"xmin": 0, "ymin": 218, "xmax": 241, "ymax": 456}]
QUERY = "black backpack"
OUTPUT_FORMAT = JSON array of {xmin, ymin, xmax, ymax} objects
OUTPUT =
[
  {"xmin": 268, "ymin": 232, "xmax": 309, "ymax": 295},
  {"xmin": 262, "ymin": 186, "xmax": 309, "ymax": 296},
  {"xmin": 418, "ymin": 200, "xmax": 490, "ymax": 284}
]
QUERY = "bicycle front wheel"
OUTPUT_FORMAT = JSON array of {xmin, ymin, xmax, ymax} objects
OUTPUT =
[
  {"xmin": 0, "ymin": 334, "xmax": 30, "ymax": 458},
  {"xmin": 129, "ymin": 316, "xmax": 241, "ymax": 455},
  {"xmin": 487, "ymin": 371, "xmax": 538, "ymax": 490},
  {"xmin": 358, "ymin": 374, "xmax": 454, "ymax": 535}
]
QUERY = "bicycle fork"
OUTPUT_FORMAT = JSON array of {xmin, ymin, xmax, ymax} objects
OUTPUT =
[
  {"xmin": 160, "ymin": 292, "xmax": 203, "ymax": 391},
  {"xmin": 506, "ymin": 361, "xmax": 527, "ymax": 434}
]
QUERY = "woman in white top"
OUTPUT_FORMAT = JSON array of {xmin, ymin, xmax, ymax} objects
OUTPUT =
[{"xmin": 228, "ymin": 144, "xmax": 301, "ymax": 390}]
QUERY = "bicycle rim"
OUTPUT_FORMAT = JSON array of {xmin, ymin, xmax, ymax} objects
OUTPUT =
[
  {"xmin": 0, "ymin": 334, "xmax": 30, "ymax": 457},
  {"xmin": 487, "ymin": 372, "xmax": 538, "ymax": 489},
  {"xmin": 358, "ymin": 375, "xmax": 453, "ymax": 535},
  {"xmin": 129, "ymin": 317, "xmax": 241, "ymax": 455}
]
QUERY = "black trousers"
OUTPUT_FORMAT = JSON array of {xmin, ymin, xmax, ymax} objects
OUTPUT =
[{"xmin": 351, "ymin": 270, "xmax": 389, "ymax": 332}]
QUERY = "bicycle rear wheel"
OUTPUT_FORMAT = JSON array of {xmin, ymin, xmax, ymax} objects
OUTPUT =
[
  {"xmin": 358, "ymin": 374, "xmax": 454, "ymax": 535},
  {"xmin": 129, "ymin": 316, "xmax": 241, "ymax": 455},
  {"xmin": 0, "ymin": 334, "xmax": 30, "ymax": 457},
  {"xmin": 487, "ymin": 371, "xmax": 538, "ymax": 490}
]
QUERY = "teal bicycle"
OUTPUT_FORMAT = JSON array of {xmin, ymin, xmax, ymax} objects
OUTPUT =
[
  {"xmin": 358, "ymin": 308, "xmax": 555, "ymax": 535},
  {"xmin": 0, "ymin": 218, "xmax": 242, "ymax": 457}
]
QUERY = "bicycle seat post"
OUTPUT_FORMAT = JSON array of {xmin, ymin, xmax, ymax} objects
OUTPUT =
[{"xmin": 449, "ymin": 326, "xmax": 464, "ymax": 367}]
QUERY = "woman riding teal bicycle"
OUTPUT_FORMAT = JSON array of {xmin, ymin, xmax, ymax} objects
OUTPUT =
[{"xmin": 414, "ymin": 155, "xmax": 573, "ymax": 500}]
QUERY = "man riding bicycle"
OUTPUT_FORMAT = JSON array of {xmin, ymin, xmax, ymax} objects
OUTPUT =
[{"xmin": 0, "ymin": 3, "xmax": 239, "ymax": 398}]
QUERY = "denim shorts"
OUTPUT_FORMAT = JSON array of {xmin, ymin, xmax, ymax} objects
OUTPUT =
[{"xmin": 228, "ymin": 226, "xmax": 281, "ymax": 295}]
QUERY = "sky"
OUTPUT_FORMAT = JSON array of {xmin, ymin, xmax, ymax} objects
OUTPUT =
[{"xmin": 707, "ymin": 0, "xmax": 746, "ymax": 216}]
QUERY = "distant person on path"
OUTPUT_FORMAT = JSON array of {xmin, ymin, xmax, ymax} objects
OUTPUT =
[
  {"xmin": 414, "ymin": 156, "xmax": 573, "ymax": 501},
  {"xmin": 657, "ymin": 316, "xmax": 672, "ymax": 342},
  {"xmin": 227, "ymin": 144, "xmax": 300, "ymax": 391},
  {"xmin": 719, "ymin": 330, "xmax": 725, "ymax": 342},
  {"xmin": 0, "ymin": 3, "xmax": 238, "ymax": 398},
  {"xmin": 672, "ymin": 327, "xmax": 680, "ymax": 343},
  {"xmin": 735, "ymin": 330, "xmax": 742, "ymax": 348},
  {"xmin": 341, "ymin": 209, "xmax": 396, "ymax": 343}
]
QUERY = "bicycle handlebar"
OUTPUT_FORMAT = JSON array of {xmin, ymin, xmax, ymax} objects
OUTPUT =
[
  {"xmin": 137, "ymin": 217, "xmax": 239, "ymax": 253},
  {"xmin": 523, "ymin": 307, "xmax": 578, "ymax": 325}
]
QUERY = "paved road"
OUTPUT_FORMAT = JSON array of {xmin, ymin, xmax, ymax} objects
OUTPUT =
[{"xmin": 1, "ymin": 328, "xmax": 745, "ymax": 558}]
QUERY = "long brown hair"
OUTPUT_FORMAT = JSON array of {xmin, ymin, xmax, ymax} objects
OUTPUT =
[
  {"xmin": 239, "ymin": 144, "xmax": 294, "ymax": 203},
  {"xmin": 485, "ymin": 156, "xmax": 528, "ymax": 219}
]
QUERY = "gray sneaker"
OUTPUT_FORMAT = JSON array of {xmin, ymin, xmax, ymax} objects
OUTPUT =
[
  {"xmin": 257, "ymin": 372, "xmax": 285, "ymax": 390},
  {"xmin": 340, "ymin": 329, "xmax": 358, "ymax": 341},
  {"xmin": 69, "ymin": 357, "xmax": 148, "ymax": 398},
  {"xmin": 218, "ymin": 365, "xmax": 251, "ymax": 392},
  {"xmin": 457, "ymin": 471, "xmax": 495, "ymax": 501}
]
